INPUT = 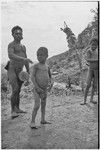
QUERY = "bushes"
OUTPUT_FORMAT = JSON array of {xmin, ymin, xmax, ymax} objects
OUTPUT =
[{"xmin": 1, "ymin": 72, "xmax": 8, "ymax": 93}]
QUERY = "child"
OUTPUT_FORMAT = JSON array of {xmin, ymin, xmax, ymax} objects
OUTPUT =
[
  {"xmin": 81, "ymin": 38, "xmax": 98, "ymax": 105},
  {"xmin": 30, "ymin": 47, "xmax": 52, "ymax": 128}
]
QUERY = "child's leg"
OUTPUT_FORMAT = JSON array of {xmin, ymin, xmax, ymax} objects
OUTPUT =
[
  {"xmin": 31, "ymin": 89, "xmax": 40, "ymax": 123},
  {"xmin": 84, "ymin": 83, "xmax": 91, "ymax": 103},
  {"xmin": 94, "ymin": 69, "xmax": 98, "ymax": 94},
  {"xmin": 90, "ymin": 79, "xmax": 97, "ymax": 103},
  {"xmin": 40, "ymin": 92, "xmax": 51, "ymax": 124},
  {"xmin": 41, "ymin": 92, "xmax": 47, "ymax": 123},
  {"xmin": 90, "ymin": 70, "xmax": 98, "ymax": 104},
  {"xmin": 41, "ymin": 99, "xmax": 46, "ymax": 123},
  {"xmin": 81, "ymin": 69, "xmax": 93, "ymax": 105}
]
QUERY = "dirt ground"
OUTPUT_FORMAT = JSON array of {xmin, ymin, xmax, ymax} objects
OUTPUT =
[{"xmin": 1, "ymin": 90, "xmax": 98, "ymax": 149}]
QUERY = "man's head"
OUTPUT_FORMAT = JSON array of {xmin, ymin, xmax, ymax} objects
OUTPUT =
[
  {"xmin": 11, "ymin": 26, "xmax": 23, "ymax": 42},
  {"xmin": 37, "ymin": 47, "xmax": 48, "ymax": 64},
  {"xmin": 89, "ymin": 38, "xmax": 98, "ymax": 51}
]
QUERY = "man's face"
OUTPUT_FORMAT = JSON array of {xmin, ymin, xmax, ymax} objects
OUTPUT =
[
  {"xmin": 91, "ymin": 42, "xmax": 98, "ymax": 51},
  {"xmin": 12, "ymin": 29, "xmax": 23, "ymax": 42}
]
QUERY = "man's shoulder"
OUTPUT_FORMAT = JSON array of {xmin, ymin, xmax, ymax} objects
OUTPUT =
[
  {"xmin": 32, "ymin": 62, "xmax": 39, "ymax": 69},
  {"xmin": 8, "ymin": 41, "xmax": 15, "ymax": 48},
  {"xmin": 21, "ymin": 44, "xmax": 26, "ymax": 52},
  {"xmin": 46, "ymin": 64, "xmax": 49, "ymax": 68},
  {"xmin": 21, "ymin": 44, "xmax": 26, "ymax": 49}
]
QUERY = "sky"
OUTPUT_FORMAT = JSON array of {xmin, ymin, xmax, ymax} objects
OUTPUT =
[{"xmin": 1, "ymin": 1, "xmax": 98, "ymax": 63}]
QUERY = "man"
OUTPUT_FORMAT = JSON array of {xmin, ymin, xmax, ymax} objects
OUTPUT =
[
  {"xmin": 81, "ymin": 38, "xmax": 98, "ymax": 105},
  {"xmin": 6, "ymin": 26, "xmax": 33, "ymax": 118}
]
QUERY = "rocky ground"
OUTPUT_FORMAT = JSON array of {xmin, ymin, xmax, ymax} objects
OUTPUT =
[{"xmin": 1, "ymin": 86, "xmax": 98, "ymax": 149}]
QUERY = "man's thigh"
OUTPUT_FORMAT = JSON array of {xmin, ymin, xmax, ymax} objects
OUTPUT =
[
  {"xmin": 7, "ymin": 69, "xmax": 18, "ymax": 89},
  {"xmin": 93, "ymin": 69, "xmax": 98, "ymax": 89},
  {"xmin": 86, "ymin": 69, "xmax": 94, "ymax": 86}
]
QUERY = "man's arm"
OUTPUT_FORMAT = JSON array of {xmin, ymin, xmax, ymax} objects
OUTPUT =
[
  {"xmin": 87, "ymin": 59, "xmax": 98, "ymax": 62},
  {"xmin": 8, "ymin": 43, "xmax": 26, "ymax": 62},
  {"xmin": 48, "ymin": 67, "xmax": 51, "ymax": 79},
  {"xmin": 8, "ymin": 43, "xmax": 33, "ymax": 64},
  {"xmin": 23, "ymin": 46, "xmax": 30, "ymax": 74},
  {"xmin": 31, "ymin": 64, "xmax": 43, "ymax": 92}
]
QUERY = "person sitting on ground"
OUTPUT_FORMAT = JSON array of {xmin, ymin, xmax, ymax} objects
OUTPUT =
[
  {"xmin": 81, "ymin": 37, "xmax": 98, "ymax": 105},
  {"xmin": 30, "ymin": 47, "xmax": 53, "ymax": 129},
  {"xmin": 6, "ymin": 25, "xmax": 33, "ymax": 118}
]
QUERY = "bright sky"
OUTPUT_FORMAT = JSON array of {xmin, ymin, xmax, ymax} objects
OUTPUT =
[{"xmin": 1, "ymin": 1, "xmax": 97, "ymax": 63}]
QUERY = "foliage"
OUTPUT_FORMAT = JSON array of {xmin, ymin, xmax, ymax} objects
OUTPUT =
[{"xmin": 1, "ymin": 68, "xmax": 8, "ymax": 93}]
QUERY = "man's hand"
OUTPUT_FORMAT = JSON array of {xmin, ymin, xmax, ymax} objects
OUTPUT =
[
  {"xmin": 24, "ymin": 80, "xmax": 30, "ymax": 86},
  {"xmin": 27, "ymin": 70, "xmax": 30, "ymax": 75},
  {"xmin": 36, "ymin": 86, "xmax": 44, "ymax": 93},
  {"xmin": 24, "ymin": 58, "xmax": 33, "ymax": 64}
]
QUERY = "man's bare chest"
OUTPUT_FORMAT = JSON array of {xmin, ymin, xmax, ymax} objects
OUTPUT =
[{"xmin": 14, "ymin": 45, "xmax": 25, "ymax": 56}]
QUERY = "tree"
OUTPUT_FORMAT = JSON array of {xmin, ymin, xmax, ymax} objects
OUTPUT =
[
  {"xmin": 60, "ymin": 8, "xmax": 98, "ymax": 92},
  {"xmin": 60, "ymin": 21, "xmax": 84, "ymax": 92}
]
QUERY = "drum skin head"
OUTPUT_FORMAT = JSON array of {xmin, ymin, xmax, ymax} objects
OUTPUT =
[{"xmin": 19, "ymin": 71, "xmax": 29, "ymax": 81}]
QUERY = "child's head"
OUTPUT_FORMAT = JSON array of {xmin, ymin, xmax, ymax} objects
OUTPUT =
[
  {"xmin": 37, "ymin": 47, "xmax": 48, "ymax": 63},
  {"xmin": 11, "ymin": 26, "xmax": 23, "ymax": 41},
  {"xmin": 89, "ymin": 38, "xmax": 98, "ymax": 51}
]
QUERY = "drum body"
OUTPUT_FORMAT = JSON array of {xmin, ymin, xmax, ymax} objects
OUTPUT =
[{"xmin": 19, "ymin": 71, "xmax": 29, "ymax": 81}]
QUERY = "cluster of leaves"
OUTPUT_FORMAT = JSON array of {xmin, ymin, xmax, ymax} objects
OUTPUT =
[
  {"xmin": 1, "ymin": 71, "xmax": 8, "ymax": 92},
  {"xmin": 1, "ymin": 70, "xmax": 9, "ymax": 100},
  {"xmin": 77, "ymin": 8, "xmax": 98, "ymax": 48}
]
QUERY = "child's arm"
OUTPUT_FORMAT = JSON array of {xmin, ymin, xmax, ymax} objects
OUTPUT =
[
  {"xmin": 48, "ymin": 67, "xmax": 54, "ymax": 92},
  {"xmin": 48, "ymin": 67, "xmax": 52, "ymax": 79},
  {"xmin": 31, "ymin": 64, "xmax": 43, "ymax": 93}
]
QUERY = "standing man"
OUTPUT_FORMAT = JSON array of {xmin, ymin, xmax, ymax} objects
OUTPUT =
[
  {"xmin": 81, "ymin": 38, "xmax": 98, "ymax": 105},
  {"xmin": 6, "ymin": 26, "xmax": 33, "ymax": 118}
]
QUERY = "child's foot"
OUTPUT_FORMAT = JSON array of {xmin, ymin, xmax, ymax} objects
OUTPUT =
[
  {"xmin": 30, "ymin": 123, "xmax": 38, "ymax": 129},
  {"xmin": 17, "ymin": 109, "xmax": 27, "ymax": 113},
  {"xmin": 15, "ymin": 107, "xmax": 27, "ymax": 113},
  {"xmin": 11, "ymin": 112, "xmax": 19, "ymax": 119},
  {"xmin": 41, "ymin": 121, "xmax": 51, "ymax": 124},
  {"xmin": 80, "ymin": 102, "xmax": 86, "ymax": 105},
  {"xmin": 90, "ymin": 101, "xmax": 97, "ymax": 104}
]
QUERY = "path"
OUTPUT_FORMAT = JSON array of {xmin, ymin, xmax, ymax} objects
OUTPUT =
[{"xmin": 1, "ymin": 91, "xmax": 98, "ymax": 149}]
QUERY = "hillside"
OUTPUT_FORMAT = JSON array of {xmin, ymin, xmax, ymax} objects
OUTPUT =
[
  {"xmin": 1, "ymin": 8, "xmax": 98, "ymax": 91},
  {"xmin": 1, "ymin": 8, "xmax": 98, "ymax": 149},
  {"xmin": 47, "ymin": 9, "xmax": 98, "ymax": 86},
  {"xmin": 47, "ymin": 45, "xmax": 88, "ymax": 86}
]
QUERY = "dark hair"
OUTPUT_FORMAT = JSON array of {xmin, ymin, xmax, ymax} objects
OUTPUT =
[
  {"xmin": 37, "ymin": 47, "xmax": 48, "ymax": 56},
  {"xmin": 89, "ymin": 37, "xmax": 98, "ymax": 45},
  {"xmin": 11, "ymin": 26, "xmax": 22, "ymax": 34}
]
